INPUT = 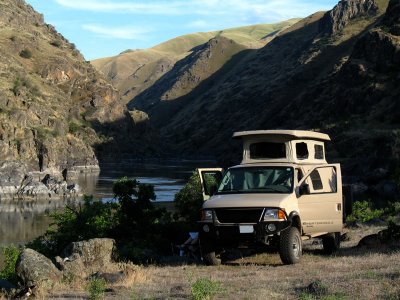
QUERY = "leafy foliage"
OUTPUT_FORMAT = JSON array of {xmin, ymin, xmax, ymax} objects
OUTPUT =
[
  {"xmin": 19, "ymin": 49, "xmax": 32, "ymax": 59},
  {"xmin": 174, "ymin": 171, "xmax": 203, "ymax": 225},
  {"xmin": 346, "ymin": 201, "xmax": 384, "ymax": 223},
  {"xmin": 190, "ymin": 278, "xmax": 222, "ymax": 300},
  {"xmin": 0, "ymin": 245, "xmax": 21, "ymax": 284},
  {"xmin": 29, "ymin": 178, "xmax": 170, "ymax": 262},
  {"xmin": 88, "ymin": 277, "xmax": 106, "ymax": 300}
]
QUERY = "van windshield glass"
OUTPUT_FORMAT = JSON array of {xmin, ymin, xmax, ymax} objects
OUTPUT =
[{"xmin": 218, "ymin": 167, "xmax": 294, "ymax": 194}]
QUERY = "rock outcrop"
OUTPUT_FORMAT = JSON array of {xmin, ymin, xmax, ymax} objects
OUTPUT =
[
  {"xmin": 15, "ymin": 249, "xmax": 62, "ymax": 288},
  {"xmin": 55, "ymin": 238, "xmax": 115, "ymax": 278},
  {"xmin": 0, "ymin": 0, "xmax": 132, "ymax": 199},
  {"xmin": 319, "ymin": 0, "xmax": 379, "ymax": 35}
]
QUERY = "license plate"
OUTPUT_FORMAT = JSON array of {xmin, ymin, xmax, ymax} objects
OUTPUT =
[{"xmin": 239, "ymin": 225, "xmax": 254, "ymax": 233}]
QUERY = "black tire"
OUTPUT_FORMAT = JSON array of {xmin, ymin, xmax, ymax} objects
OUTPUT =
[
  {"xmin": 200, "ymin": 239, "xmax": 221, "ymax": 266},
  {"xmin": 279, "ymin": 227, "xmax": 302, "ymax": 264},
  {"xmin": 322, "ymin": 232, "xmax": 340, "ymax": 254}
]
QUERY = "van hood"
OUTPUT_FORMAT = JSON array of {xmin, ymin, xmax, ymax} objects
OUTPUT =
[{"xmin": 203, "ymin": 193, "xmax": 292, "ymax": 209}]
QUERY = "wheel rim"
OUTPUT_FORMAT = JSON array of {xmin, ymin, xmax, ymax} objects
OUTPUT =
[{"xmin": 292, "ymin": 235, "xmax": 301, "ymax": 258}]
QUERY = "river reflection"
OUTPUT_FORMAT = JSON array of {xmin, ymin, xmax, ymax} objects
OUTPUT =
[{"xmin": 0, "ymin": 160, "xmax": 215, "ymax": 248}]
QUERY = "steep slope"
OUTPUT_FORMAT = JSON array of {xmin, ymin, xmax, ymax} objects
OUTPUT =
[
  {"xmin": 0, "ymin": 0, "xmax": 127, "ymax": 198},
  {"xmin": 92, "ymin": 20, "xmax": 299, "ymax": 104},
  {"xmin": 132, "ymin": 0, "xmax": 398, "ymax": 198}
]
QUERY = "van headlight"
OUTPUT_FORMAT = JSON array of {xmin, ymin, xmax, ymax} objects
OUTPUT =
[
  {"xmin": 263, "ymin": 209, "xmax": 286, "ymax": 221},
  {"xmin": 201, "ymin": 209, "xmax": 213, "ymax": 221}
]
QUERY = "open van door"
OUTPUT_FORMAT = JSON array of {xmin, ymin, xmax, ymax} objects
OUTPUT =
[
  {"xmin": 296, "ymin": 164, "xmax": 343, "ymax": 234},
  {"xmin": 197, "ymin": 168, "xmax": 223, "ymax": 201}
]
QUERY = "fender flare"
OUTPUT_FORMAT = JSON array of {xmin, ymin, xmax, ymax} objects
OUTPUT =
[{"xmin": 288, "ymin": 211, "xmax": 302, "ymax": 232}]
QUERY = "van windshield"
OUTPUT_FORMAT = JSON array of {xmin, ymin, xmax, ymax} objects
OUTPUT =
[{"xmin": 218, "ymin": 167, "xmax": 294, "ymax": 194}]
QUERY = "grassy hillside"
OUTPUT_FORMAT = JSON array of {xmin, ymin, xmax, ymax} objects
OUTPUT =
[{"xmin": 91, "ymin": 19, "xmax": 300, "ymax": 103}]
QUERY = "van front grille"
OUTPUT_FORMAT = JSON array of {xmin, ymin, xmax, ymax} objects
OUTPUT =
[{"xmin": 214, "ymin": 208, "xmax": 263, "ymax": 224}]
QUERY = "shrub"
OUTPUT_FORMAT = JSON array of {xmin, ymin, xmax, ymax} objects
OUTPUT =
[
  {"xmin": 346, "ymin": 201, "xmax": 384, "ymax": 223},
  {"xmin": 68, "ymin": 121, "xmax": 80, "ymax": 134},
  {"xmin": 190, "ymin": 278, "xmax": 222, "ymax": 300},
  {"xmin": 174, "ymin": 171, "xmax": 203, "ymax": 225},
  {"xmin": 88, "ymin": 277, "xmax": 106, "ymax": 300},
  {"xmin": 12, "ymin": 77, "xmax": 21, "ymax": 96},
  {"xmin": 29, "ymin": 179, "xmax": 170, "ymax": 261},
  {"xmin": 19, "ymin": 49, "xmax": 32, "ymax": 59},
  {"xmin": 0, "ymin": 245, "xmax": 22, "ymax": 284},
  {"xmin": 50, "ymin": 40, "xmax": 61, "ymax": 48}
]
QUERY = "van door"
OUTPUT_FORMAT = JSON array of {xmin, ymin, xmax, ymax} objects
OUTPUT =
[
  {"xmin": 296, "ymin": 164, "xmax": 342, "ymax": 234},
  {"xmin": 197, "ymin": 168, "xmax": 223, "ymax": 201}
]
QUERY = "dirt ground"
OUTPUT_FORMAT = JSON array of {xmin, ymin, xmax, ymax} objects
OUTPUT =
[{"xmin": 38, "ymin": 225, "xmax": 400, "ymax": 300}]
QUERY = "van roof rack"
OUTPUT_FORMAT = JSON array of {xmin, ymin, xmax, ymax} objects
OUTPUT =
[{"xmin": 232, "ymin": 130, "xmax": 330, "ymax": 141}]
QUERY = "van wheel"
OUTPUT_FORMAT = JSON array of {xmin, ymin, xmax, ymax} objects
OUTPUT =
[
  {"xmin": 279, "ymin": 227, "xmax": 302, "ymax": 264},
  {"xmin": 200, "ymin": 239, "xmax": 221, "ymax": 266},
  {"xmin": 322, "ymin": 232, "xmax": 340, "ymax": 254}
]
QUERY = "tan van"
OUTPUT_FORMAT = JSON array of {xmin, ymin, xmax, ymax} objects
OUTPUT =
[{"xmin": 198, "ymin": 130, "xmax": 344, "ymax": 265}]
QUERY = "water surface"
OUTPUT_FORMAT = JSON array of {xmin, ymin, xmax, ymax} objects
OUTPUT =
[{"xmin": 0, "ymin": 160, "xmax": 214, "ymax": 248}]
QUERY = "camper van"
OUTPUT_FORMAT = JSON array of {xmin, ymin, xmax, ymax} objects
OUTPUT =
[{"xmin": 198, "ymin": 130, "xmax": 344, "ymax": 265}]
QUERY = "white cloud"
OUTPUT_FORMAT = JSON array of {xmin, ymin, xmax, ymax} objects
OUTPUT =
[
  {"xmin": 55, "ymin": 0, "xmax": 335, "ymax": 18},
  {"xmin": 82, "ymin": 24, "xmax": 150, "ymax": 40}
]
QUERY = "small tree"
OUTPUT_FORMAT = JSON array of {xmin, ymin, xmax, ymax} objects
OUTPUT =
[{"xmin": 174, "ymin": 171, "xmax": 203, "ymax": 225}]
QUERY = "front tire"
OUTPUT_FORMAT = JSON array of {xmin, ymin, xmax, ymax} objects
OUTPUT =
[
  {"xmin": 200, "ymin": 238, "xmax": 221, "ymax": 266},
  {"xmin": 279, "ymin": 227, "xmax": 302, "ymax": 264},
  {"xmin": 322, "ymin": 232, "xmax": 340, "ymax": 254}
]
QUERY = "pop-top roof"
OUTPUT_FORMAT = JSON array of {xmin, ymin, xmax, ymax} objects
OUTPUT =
[{"xmin": 232, "ymin": 130, "xmax": 331, "ymax": 141}]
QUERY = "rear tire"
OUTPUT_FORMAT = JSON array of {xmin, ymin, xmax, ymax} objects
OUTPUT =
[
  {"xmin": 322, "ymin": 232, "xmax": 340, "ymax": 254},
  {"xmin": 200, "ymin": 238, "xmax": 221, "ymax": 266},
  {"xmin": 279, "ymin": 227, "xmax": 302, "ymax": 264}
]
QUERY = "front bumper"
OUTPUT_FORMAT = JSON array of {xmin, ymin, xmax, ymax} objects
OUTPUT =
[{"xmin": 199, "ymin": 220, "xmax": 291, "ymax": 247}]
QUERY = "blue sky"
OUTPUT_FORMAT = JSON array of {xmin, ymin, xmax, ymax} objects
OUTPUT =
[{"xmin": 25, "ymin": 0, "xmax": 338, "ymax": 60}]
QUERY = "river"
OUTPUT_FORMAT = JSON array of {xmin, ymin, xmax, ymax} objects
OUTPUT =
[{"xmin": 0, "ymin": 159, "xmax": 215, "ymax": 248}]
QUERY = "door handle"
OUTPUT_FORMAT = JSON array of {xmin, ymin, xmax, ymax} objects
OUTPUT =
[{"xmin": 337, "ymin": 203, "xmax": 342, "ymax": 211}]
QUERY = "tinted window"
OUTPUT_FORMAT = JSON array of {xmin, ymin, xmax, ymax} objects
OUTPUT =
[
  {"xmin": 310, "ymin": 170, "xmax": 323, "ymax": 190},
  {"xmin": 296, "ymin": 142, "xmax": 309, "ymax": 160},
  {"xmin": 249, "ymin": 142, "xmax": 286, "ymax": 159},
  {"xmin": 315, "ymin": 145, "xmax": 324, "ymax": 159}
]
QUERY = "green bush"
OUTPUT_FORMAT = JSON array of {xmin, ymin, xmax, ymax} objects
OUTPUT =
[
  {"xmin": 346, "ymin": 201, "xmax": 384, "ymax": 223},
  {"xmin": 50, "ymin": 40, "xmax": 61, "ymax": 48},
  {"xmin": 174, "ymin": 171, "xmax": 203, "ymax": 225},
  {"xmin": 68, "ymin": 121, "xmax": 80, "ymax": 134},
  {"xmin": 88, "ymin": 277, "xmax": 106, "ymax": 300},
  {"xmin": 29, "ymin": 178, "xmax": 170, "ymax": 262},
  {"xmin": 190, "ymin": 278, "xmax": 222, "ymax": 300},
  {"xmin": 19, "ymin": 49, "xmax": 32, "ymax": 59},
  {"xmin": 12, "ymin": 77, "xmax": 21, "ymax": 96},
  {"xmin": 0, "ymin": 245, "xmax": 21, "ymax": 284}
]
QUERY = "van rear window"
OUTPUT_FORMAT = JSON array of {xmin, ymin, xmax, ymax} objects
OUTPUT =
[{"xmin": 249, "ymin": 142, "xmax": 286, "ymax": 159}]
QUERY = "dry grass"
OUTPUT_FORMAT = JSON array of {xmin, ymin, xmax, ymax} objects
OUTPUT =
[{"xmin": 17, "ymin": 226, "xmax": 400, "ymax": 299}]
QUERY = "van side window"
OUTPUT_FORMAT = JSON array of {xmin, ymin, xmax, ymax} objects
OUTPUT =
[
  {"xmin": 249, "ymin": 142, "xmax": 286, "ymax": 159},
  {"xmin": 296, "ymin": 142, "xmax": 309, "ymax": 160},
  {"xmin": 310, "ymin": 170, "xmax": 323, "ymax": 190},
  {"xmin": 315, "ymin": 145, "xmax": 324, "ymax": 159}
]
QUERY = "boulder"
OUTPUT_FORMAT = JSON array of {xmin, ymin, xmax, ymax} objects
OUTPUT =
[
  {"xmin": 55, "ymin": 254, "xmax": 86, "ymax": 279},
  {"xmin": 62, "ymin": 238, "xmax": 115, "ymax": 270},
  {"xmin": 15, "ymin": 249, "xmax": 61, "ymax": 288}
]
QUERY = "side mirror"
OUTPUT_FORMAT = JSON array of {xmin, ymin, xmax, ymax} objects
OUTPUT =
[{"xmin": 298, "ymin": 183, "xmax": 310, "ymax": 196}]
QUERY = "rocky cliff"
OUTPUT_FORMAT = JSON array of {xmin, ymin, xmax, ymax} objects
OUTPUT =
[{"xmin": 0, "ymin": 0, "xmax": 127, "ymax": 200}]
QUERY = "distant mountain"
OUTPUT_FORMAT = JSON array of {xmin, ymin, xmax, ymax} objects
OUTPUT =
[
  {"xmin": 91, "ymin": 20, "xmax": 300, "ymax": 104},
  {"xmin": 95, "ymin": 0, "xmax": 399, "ymax": 199}
]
